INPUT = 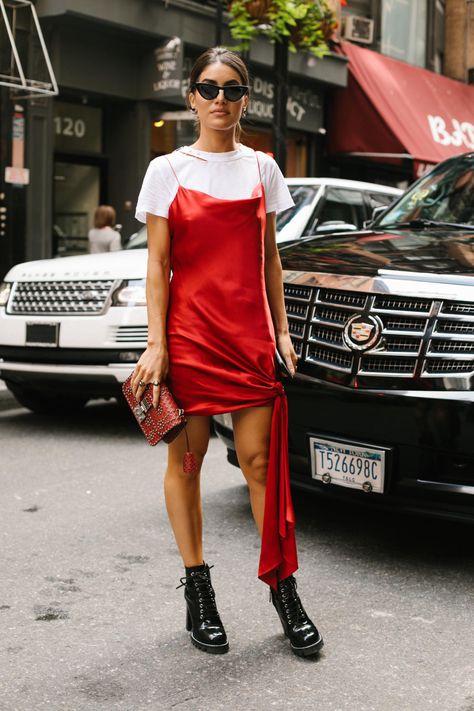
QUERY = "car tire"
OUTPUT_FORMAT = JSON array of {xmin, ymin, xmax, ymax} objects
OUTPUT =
[{"xmin": 6, "ymin": 384, "xmax": 88, "ymax": 415}]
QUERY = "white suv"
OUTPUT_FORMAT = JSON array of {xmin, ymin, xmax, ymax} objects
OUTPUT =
[{"xmin": 0, "ymin": 178, "xmax": 402, "ymax": 413}]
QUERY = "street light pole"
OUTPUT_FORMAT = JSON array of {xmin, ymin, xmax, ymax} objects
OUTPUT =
[{"xmin": 272, "ymin": 35, "xmax": 288, "ymax": 174}]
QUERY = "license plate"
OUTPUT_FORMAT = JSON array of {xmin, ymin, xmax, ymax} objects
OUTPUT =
[
  {"xmin": 309, "ymin": 436, "xmax": 386, "ymax": 494},
  {"xmin": 25, "ymin": 322, "xmax": 59, "ymax": 347}
]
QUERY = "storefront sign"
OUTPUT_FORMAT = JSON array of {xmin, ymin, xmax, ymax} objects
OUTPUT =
[
  {"xmin": 428, "ymin": 115, "xmax": 474, "ymax": 151},
  {"xmin": 54, "ymin": 102, "xmax": 102, "ymax": 154},
  {"xmin": 152, "ymin": 37, "xmax": 183, "ymax": 98},
  {"xmin": 249, "ymin": 76, "xmax": 323, "ymax": 132},
  {"xmin": 5, "ymin": 105, "xmax": 30, "ymax": 185}
]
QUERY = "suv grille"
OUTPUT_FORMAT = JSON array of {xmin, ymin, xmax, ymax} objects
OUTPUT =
[
  {"xmin": 9, "ymin": 280, "xmax": 115, "ymax": 315},
  {"xmin": 284, "ymin": 283, "xmax": 474, "ymax": 379}
]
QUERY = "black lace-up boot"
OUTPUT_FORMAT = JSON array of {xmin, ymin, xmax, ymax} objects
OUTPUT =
[
  {"xmin": 271, "ymin": 575, "xmax": 323, "ymax": 657},
  {"xmin": 176, "ymin": 563, "xmax": 229, "ymax": 654}
]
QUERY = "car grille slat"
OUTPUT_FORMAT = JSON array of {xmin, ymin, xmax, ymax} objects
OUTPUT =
[
  {"xmin": 360, "ymin": 356, "xmax": 417, "ymax": 375},
  {"xmin": 283, "ymin": 284, "xmax": 312, "ymax": 302},
  {"xmin": 306, "ymin": 343, "xmax": 353, "ymax": 372},
  {"xmin": 382, "ymin": 316, "xmax": 428, "ymax": 333},
  {"xmin": 9, "ymin": 280, "xmax": 115, "ymax": 315},
  {"xmin": 317, "ymin": 289, "xmax": 366, "ymax": 309},
  {"xmin": 285, "ymin": 301, "xmax": 309, "ymax": 320},
  {"xmin": 424, "ymin": 359, "xmax": 474, "ymax": 374},
  {"xmin": 288, "ymin": 320, "xmax": 305, "ymax": 339},
  {"xmin": 312, "ymin": 305, "xmax": 348, "ymax": 326},
  {"xmin": 308, "ymin": 324, "xmax": 346, "ymax": 349},
  {"xmin": 435, "ymin": 320, "xmax": 474, "ymax": 335},
  {"xmin": 441, "ymin": 301, "xmax": 474, "ymax": 316},
  {"xmin": 428, "ymin": 339, "xmax": 474, "ymax": 354},
  {"xmin": 109, "ymin": 326, "xmax": 148, "ymax": 344},
  {"xmin": 373, "ymin": 295, "xmax": 432, "ymax": 314},
  {"xmin": 380, "ymin": 336, "xmax": 421, "ymax": 354}
]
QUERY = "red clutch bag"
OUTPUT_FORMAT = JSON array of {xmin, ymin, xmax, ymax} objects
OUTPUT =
[{"xmin": 122, "ymin": 373, "xmax": 186, "ymax": 446}]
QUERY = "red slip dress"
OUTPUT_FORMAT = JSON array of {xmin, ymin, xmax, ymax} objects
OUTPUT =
[{"xmin": 164, "ymin": 149, "xmax": 298, "ymax": 590}]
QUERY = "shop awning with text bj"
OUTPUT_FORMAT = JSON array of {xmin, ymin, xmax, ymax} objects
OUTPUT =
[{"xmin": 327, "ymin": 41, "xmax": 474, "ymax": 178}]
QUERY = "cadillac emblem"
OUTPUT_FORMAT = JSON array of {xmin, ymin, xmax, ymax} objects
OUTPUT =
[{"xmin": 343, "ymin": 314, "xmax": 383, "ymax": 352}]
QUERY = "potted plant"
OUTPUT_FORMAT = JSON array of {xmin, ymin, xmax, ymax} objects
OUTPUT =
[{"xmin": 228, "ymin": 0, "xmax": 339, "ymax": 58}]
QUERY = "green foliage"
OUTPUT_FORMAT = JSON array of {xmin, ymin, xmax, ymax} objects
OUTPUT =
[{"xmin": 227, "ymin": 0, "xmax": 337, "ymax": 58}]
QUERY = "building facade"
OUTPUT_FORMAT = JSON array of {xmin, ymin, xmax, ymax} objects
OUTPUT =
[{"xmin": 0, "ymin": 0, "xmax": 348, "ymax": 272}]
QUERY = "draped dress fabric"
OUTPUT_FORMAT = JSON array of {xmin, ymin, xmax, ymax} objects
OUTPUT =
[{"xmin": 165, "ymin": 151, "xmax": 298, "ymax": 590}]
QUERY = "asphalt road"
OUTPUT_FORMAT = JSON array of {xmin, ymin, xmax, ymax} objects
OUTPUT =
[{"xmin": 1, "ymin": 397, "xmax": 473, "ymax": 711}]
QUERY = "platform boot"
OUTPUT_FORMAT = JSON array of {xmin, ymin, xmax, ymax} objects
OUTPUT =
[
  {"xmin": 176, "ymin": 563, "xmax": 229, "ymax": 654},
  {"xmin": 270, "ymin": 575, "xmax": 324, "ymax": 657}
]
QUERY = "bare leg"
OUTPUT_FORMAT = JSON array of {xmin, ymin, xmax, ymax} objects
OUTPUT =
[
  {"xmin": 231, "ymin": 404, "xmax": 273, "ymax": 536},
  {"xmin": 164, "ymin": 415, "xmax": 211, "ymax": 567}
]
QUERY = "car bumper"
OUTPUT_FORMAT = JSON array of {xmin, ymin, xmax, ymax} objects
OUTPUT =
[{"xmin": 214, "ymin": 376, "xmax": 474, "ymax": 524}]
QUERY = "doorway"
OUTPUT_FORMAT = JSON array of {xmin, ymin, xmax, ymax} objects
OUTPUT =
[{"xmin": 53, "ymin": 161, "xmax": 101, "ymax": 257}]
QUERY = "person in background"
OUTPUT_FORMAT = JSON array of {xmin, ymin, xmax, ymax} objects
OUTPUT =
[{"xmin": 88, "ymin": 205, "xmax": 121, "ymax": 253}]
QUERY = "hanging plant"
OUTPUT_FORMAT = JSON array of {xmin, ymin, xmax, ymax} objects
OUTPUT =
[{"xmin": 228, "ymin": 0, "xmax": 339, "ymax": 58}]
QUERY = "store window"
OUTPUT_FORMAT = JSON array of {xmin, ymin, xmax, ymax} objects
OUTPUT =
[
  {"xmin": 381, "ymin": 0, "xmax": 428, "ymax": 68},
  {"xmin": 53, "ymin": 102, "xmax": 103, "ymax": 257}
]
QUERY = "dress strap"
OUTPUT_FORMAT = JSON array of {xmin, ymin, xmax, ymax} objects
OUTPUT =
[
  {"xmin": 164, "ymin": 155, "xmax": 180, "ymax": 186},
  {"xmin": 254, "ymin": 149, "xmax": 263, "ymax": 184}
]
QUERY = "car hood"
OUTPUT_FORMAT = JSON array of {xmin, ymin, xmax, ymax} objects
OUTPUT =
[
  {"xmin": 280, "ymin": 227, "xmax": 474, "ymax": 280},
  {"xmin": 5, "ymin": 248, "xmax": 148, "ymax": 282}
]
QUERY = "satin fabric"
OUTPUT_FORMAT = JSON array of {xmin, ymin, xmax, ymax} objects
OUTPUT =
[{"xmin": 165, "ymin": 152, "xmax": 298, "ymax": 590}]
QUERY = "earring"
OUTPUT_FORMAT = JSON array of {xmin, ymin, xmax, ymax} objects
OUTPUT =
[
  {"xmin": 241, "ymin": 107, "xmax": 248, "ymax": 118},
  {"xmin": 190, "ymin": 107, "xmax": 197, "ymax": 113}
]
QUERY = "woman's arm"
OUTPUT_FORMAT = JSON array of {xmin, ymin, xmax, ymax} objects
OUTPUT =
[
  {"xmin": 264, "ymin": 211, "xmax": 297, "ymax": 376},
  {"xmin": 131, "ymin": 213, "xmax": 171, "ymax": 407}
]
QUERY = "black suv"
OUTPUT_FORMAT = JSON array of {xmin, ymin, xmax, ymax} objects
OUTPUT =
[{"xmin": 214, "ymin": 153, "xmax": 474, "ymax": 523}]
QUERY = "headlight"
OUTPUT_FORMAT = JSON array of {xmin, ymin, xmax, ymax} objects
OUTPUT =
[
  {"xmin": 111, "ymin": 279, "xmax": 147, "ymax": 306},
  {"xmin": 0, "ymin": 282, "xmax": 11, "ymax": 307}
]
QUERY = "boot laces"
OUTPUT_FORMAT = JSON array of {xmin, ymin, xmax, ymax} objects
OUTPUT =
[
  {"xmin": 278, "ymin": 577, "xmax": 306, "ymax": 627},
  {"xmin": 176, "ymin": 566, "xmax": 219, "ymax": 622}
]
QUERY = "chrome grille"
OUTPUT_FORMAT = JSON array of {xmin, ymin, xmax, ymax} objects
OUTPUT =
[
  {"xmin": 109, "ymin": 326, "xmax": 148, "ymax": 344},
  {"xmin": 9, "ymin": 280, "xmax": 115, "ymax": 315},
  {"xmin": 283, "ymin": 283, "xmax": 474, "ymax": 380}
]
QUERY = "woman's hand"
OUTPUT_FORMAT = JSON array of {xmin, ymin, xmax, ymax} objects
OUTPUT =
[
  {"xmin": 276, "ymin": 333, "xmax": 298, "ymax": 377},
  {"xmin": 131, "ymin": 343, "xmax": 169, "ymax": 408}
]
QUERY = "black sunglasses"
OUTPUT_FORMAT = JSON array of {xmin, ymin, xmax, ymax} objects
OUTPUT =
[{"xmin": 192, "ymin": 82, "xmax": 249, "ymax": 102}]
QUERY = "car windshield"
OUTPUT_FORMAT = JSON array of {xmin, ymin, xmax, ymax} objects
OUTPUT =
[
  {"xmin": 124, "ymin": 184, "xmax": 321, "ymax": 248},
  {"xmin": 276, "ymin": 184, "xmax": 320, "ymax": 232},
  {"xmin": 377, "ymin": 155, "xmax": 474, "ymax": 228},
  {"xmin": 125, "ymin": 226, "xmax": 148, "ymax": 249}
]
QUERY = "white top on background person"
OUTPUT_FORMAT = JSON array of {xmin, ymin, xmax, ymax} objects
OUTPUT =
[
  {"xmin": 135, "ymin": 144, "xmax": 294, "ymax": 222},
  {"xmin": 88, "ymin": 205, "xmax": 121, "ymax": 254}
]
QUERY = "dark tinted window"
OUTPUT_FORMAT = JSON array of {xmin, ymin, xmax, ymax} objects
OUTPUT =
[{"xmin": 318, "ymin": 188, "xmax": 366, "ymax": 229}]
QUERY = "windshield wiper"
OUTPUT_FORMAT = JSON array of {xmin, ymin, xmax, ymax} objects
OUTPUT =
[{"xmin": 378, "ymin": 219, "xmax": 474, "ymax": 231}]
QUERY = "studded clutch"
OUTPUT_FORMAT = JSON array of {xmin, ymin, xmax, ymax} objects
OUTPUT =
[{"xmin": 122, "ymin": 373, "xmax": 187, "ymax": 446}]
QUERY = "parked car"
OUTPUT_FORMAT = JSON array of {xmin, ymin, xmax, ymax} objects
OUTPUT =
[
  {"xmin": 214, "ymin": 153, "xmax": 474, "ymax": 523},
  {"xmin": 0, "ymin": 177, "xmax": 399, "ymax": 413}
]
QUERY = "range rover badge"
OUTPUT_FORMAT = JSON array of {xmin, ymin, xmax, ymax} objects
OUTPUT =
[{"xmin": 343, "ymin": 314, "xmax": 383, "ymax": 352}]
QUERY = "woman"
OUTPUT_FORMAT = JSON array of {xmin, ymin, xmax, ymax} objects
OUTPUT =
[
  {"xmin": 88, "ymin": 205, "xmax": 121, "ymax": 253},
  {"xmin": 133, "ymin": 47, "xmax": 323, "ymax": 658}
]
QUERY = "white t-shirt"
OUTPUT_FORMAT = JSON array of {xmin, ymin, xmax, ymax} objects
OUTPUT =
[
  {"xmin": 135, "ymin": 144, "xmax": 295, "ymax": 223},
  {"xmin": 88, "ymin": 226, "xmax": 121, "ymax": 253}
]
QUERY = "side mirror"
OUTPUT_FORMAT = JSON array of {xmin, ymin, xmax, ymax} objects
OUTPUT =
[
  {"xmin": 316, "ymin": 221, "xmax": 358, "ymax": 234},
  {"xmin": 364, "ymin": 205, "xmax": 387, "ymax": 229}
]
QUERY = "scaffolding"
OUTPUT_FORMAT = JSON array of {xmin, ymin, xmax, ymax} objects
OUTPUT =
[{"xmin": 0, "ymin": 0, "xmax": 58, "ymax": 99}]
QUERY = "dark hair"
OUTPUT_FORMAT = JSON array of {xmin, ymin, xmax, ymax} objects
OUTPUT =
[
  {"xmin": 186, "ymin": 47, "xmax": 250, "ymax": 141},
  {"xmin": 94, "ymin": 205, "xmax": 116, "ymax": 229}
]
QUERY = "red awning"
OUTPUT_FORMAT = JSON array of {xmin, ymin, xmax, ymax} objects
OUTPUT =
[{"xmin": 328, "ymin": 41, "xmax": 474, "ymax": 174}]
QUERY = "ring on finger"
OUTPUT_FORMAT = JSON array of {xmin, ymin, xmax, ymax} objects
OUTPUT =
[
  {"xmin": 138, "ymin": 380, "xmax": 146, "ymax": 387},
  {"xmin": 151, "ymin": 380, "xmax": 161, "ymax": 386}
]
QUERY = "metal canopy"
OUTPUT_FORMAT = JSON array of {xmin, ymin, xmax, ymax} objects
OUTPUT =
[{"xmin": 0, "ymin": 0, "xmax": 58, "ymax": 98}]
